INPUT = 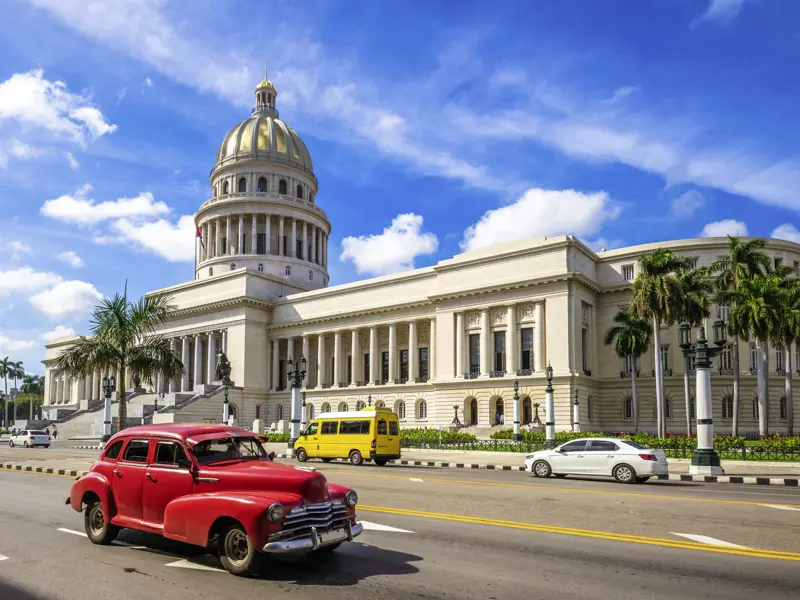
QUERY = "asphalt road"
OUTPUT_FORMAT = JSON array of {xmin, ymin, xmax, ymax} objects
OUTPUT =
[{"xmin": 1, "ymin": 459, "xmax": 799, "ymax": 599}]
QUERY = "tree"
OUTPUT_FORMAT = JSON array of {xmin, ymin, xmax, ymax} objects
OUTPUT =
[
  {"xmin": 770, "ymin": 269, "xmax": 799, "ymax": 436},
  {"xmin": 21, "ymin": 374, "xmax": 44, "ymax": 421},
  {"xmin": 0, "ymin": 357, "xmax": 11, "ymax": 428},
  {"xmin": 604, "ymin": 310, "xmax": 652, "ymax": 434},
  {"xmin": 53, "ymin": 293, "xmax": 185, "ymax": 431},
  {"xmin": 630, "ymin": 249, "xmax": 692, "ymax": 437},
  {"xmin": 10, "ymin": 361, "xmax": 23, "ymax": 424},
  {"xmin": 675, "ymin": 267, "xmax": 712, "ymax": 436},
  {"xmin": 710, "ymin": 236, "xmax": 771, "ymax": 436}
]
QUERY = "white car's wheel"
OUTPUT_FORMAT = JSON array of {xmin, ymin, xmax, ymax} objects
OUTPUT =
[
  {"xmin": 532, "ymin": 460, "xmax": 552, "ymax": 478},
  {"xmin": 8, "ymin": 440, "xmax": 13, "ymax": 447},
  {"xmin": 23, "ymin": 441, "xmax": 29, "ymax": 448},
  {"xmin": 613, "ymin": 463, "xmax": 636, "ymax": 484}
]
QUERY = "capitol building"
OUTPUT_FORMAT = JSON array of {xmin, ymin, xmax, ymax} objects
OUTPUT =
[{"xmin": 43, "ymin": 76, "xmax": 800, "ymax": 436}]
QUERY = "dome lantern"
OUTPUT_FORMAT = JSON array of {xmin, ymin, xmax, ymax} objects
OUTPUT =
[{"xmin": 254, "ymin": 61, "xmax": 278, "ymax": 117}]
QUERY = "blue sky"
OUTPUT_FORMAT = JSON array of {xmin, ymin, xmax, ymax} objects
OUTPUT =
[{"xmin": 0, "ymin": 0, "xmax": 798, "ymax": 374}]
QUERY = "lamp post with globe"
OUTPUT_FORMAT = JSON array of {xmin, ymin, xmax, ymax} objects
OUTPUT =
[
  {"xmin": 286, "ymin": 356, "xmax": 307, "ymax": 456},
  {"xmin": 544, "ymin": 363, "xmax": 556, "ymax": 448}
]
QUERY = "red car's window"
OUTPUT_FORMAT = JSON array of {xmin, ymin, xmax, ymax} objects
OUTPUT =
[
  {"xmin": 122, "ymin": 440, "xmax": 150, "ymax": 463},
  {"xmin": 104, "ymin": 440, "xmax": 124, "ymax": 460},
  {"xmin": 154, "ymin": 442, "xmax": 189, "ymax": 466}
]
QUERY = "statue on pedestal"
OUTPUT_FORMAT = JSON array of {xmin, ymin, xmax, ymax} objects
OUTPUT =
[{"xmin": 215, "ymin": 349, "xmax": 232, "ymax": 385}]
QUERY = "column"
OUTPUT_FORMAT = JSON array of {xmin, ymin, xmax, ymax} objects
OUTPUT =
[
  {"xmin": 271, "ymin": 339, "xmax": 280, "ymax": 391},
  {"xmin": 507, "ymin": 305, "xmax": 517, "ymax": 375},
  {"xmin": 429, "ymin": 317, "xmax": 436, "ymax": 381},
  {"xmin": 302, "ymin": 335, "xmax": 310, "ymax": 387},
  {"xmin": 89, "ymin": 371, "xmax": 96, "ymax": 401},
  {"xmin": 287, "ymin": 336, "xmax": 295, "ymax": 364},
  {"xmin": 310, "ymin": 227, "xmax": 316, "ymax": 264},
  {"xmin": 251, "ymin": 214, "xmax": 257, "ymax": 254},
  {"xmin": 291, "ymin": 218, "xmax": 297, "ymax": 258},
  {"xmin": 409, "ymin": 321, "xmax": 418, "ymax": 382},
  {"xmin": 317, "ymin": 334, "xmax": 326, "ymax": 388},
  {"xmin": 323, "ymin": 232, "xmax": 328, "ymax": 268},
  {"xmin": 222, "ymin": 330, "xmax": 228, "ymax": 353},
  {"xmin": 207, "ymin": 332, "xmax": 216, "ymax": 384},
  {"xmin": 181, "ymin": 336, "xmax": 190, "ymax": 392},
  {"xmin": 480, "ymin": 308, "xmax": 490, "ymax": 376},
  {"xmin": 225, "ymin": 217, "xmax": 231, "ymax": 255},
  {"xmin": 193, "ymin": 334, "xmax": 202, "ymax": 389},
  {"xmin": 237, "ymin": 213, "xmax": 243, "ymax": 254},
  {"xmin": 168, "ymin": 339, "xmax": 177, "ymax": 393},
  {"xmin": 302, "ymin": 221, "xmax": 308, "ymax": 261},
  {"xmin": 370, "ymin": 326, "xmax": 378, "ymax": 385},
  {"xmin": 351, "ymin": 329, "xmax": 361, "ymax": 386},
  {"xmin": 389, "ymin": 323, "xmax": 397, "ymax": 383},
  {"xmin": 95, "ymin": 370, "xmax": 101, "ymax": 401},
  {"xmin": 534, "ymin": 302, "xmax": 544, "ymax": 372},
  {"xmin": 77, "ymin": 376, "xmax": 86, "ymax": 402},
  {"xmin": 156, "ymin": 373, "xmax": 164, "ymax": 395},
  {"xmin": 278, "ymin": 216, "xmax": 284, "ymax": 256},
  {"xmin": 455, "ymin": 312, "xmax": 464, "ymax": 377},
  {"xmin": 333, "ymin": 331, "xmax": 342, "ymax": 387},
  {"xmin": 266, "ymin": 214, "xmax": 272, "ymax": 255},
  {"xmin": 215, "ymin": 217, "xmax": 221, "ymax": 258}
]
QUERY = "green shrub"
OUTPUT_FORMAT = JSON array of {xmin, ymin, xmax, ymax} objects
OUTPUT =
[
  {"xmin": 264, "ymin": 433, "xmax": 290, "ymax": 443},
  {"xmin": 400, "ymin": 427, "xmax": 477, "ymax": 444}
]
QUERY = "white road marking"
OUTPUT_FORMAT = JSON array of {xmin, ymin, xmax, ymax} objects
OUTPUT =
[
  {"xmin": 359, "ymin": 520, "xmax": 415, "ymax": 534},
  {"xmin": 671, "ymin": 533, "xmax": 748, "ymax": 549},
  {"xmin": 409, "ymin": 477, "xmax": 424, "ymax": 482},
  {"xmin": 759, "ymin": 503, "xmax": 800, "ymax": 511},
  {"xmin": 0, "ymin": 554, "xmax": 9, "ymax": 561},
  {"xmin": 57, "ymin": 528, "xmax": 87, "ymax": 538},
  {"xmin": 164, "ymin": 558, "xmax": 225, "ymax": 572}
]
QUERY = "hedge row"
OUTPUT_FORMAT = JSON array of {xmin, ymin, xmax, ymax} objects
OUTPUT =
[{"xmin": 400, "ymin": 428, "xmax": 477, "ymax": 444}]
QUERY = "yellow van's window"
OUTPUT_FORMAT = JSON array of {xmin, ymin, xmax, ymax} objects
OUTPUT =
[
  {"xmin": 340, "ymin": 420, "xmax": 370, "ymax": 434},
  {"xmin": 321, "ymin": 422, "xmax": 337, "ymax": 434},
  {"xmin": 306, "ymin": 423, "xmax": 318, "ymax": 435},
  {"xmin": 377, "ymin": 419, "xmax": 387, "ymax": 435},
  {"xmin": 389, "ymin": 421, "xmax": 399, "ymax": 436}
]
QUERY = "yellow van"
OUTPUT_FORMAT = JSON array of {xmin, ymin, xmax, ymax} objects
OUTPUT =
[{"xmin": 294, "ymin": 407, "xmax": 401, "ymax": 466}]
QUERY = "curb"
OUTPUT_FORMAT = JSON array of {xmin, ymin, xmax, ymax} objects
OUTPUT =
[
  {"xmin": 71, "ymin": 445, "xmax": 102, "ymax": 450},
  {"xmin": 2, "ymin": 463, "xmax": 87, "ymax": 478}
]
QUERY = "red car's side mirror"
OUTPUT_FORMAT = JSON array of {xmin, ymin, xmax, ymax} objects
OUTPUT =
[
  {"xmin": 268, "ymin": 451, "xmax": 276, "ymax": 461},
  {"xmin": 177, "ymin": 458, "xmax": 193, "ymax": 469}
]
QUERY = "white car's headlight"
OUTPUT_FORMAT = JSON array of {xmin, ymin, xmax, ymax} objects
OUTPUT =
[{"xmin": 525, "ymin": 454, "xmax": 536, "ymax": 459}]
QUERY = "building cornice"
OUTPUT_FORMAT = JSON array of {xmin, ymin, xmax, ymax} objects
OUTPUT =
[
  {"xmin": 168, "ymin": 295, "xmax": 272, "ymax": 319},
  {"xmin": 434, "ymin": 238, "xmax": 575, "ymax": 274},
  {"xmin": 268, "ymin": 299, "xmax": 435, "ymax": 331}
]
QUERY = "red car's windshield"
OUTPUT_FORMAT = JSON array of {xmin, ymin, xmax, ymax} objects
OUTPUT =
[{"xmin": 190, "ymin": 436, "xmax": 267, "ymax": 464}]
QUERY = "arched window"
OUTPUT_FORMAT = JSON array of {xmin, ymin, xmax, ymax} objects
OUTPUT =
[
  {"xmin": 722, "ymin": 395, "xmax": 733, "ymax": 419},
  {"xmin": 309, "ymin": 270, "xmax": 313, "ymax": 281},
  {"xmin": 257, "ymin": 176, "xmax": 267, "ymax": 192},
  {"xmin": 209, "ymin": 267, "xmax": 214, "ymax": 276},
  {"xmin": 308, "ymin": 404, "xmax": 315, "ymax": 421},
  {"xmin": 664, "ymin": 398, "xmax": 672, "ymax": 419},
  {"xmin": 522, "ymin": 397, "xmax": 531, "ymax": 424},
  {"xmin": 223, "ymin": 181, "xmax": 229, "ymax": 194},
  {"xmin": 296, "ymin": 185, "xmax": 303, "ymax": 199},
  {"xmin": 338, "ymin": 401, "xmax": 348, "ymax": 412},
  {"xmin": 309, "ymin": 192, "xmax": 314, "ymax": 204},
  {"xmin": 396, "ymin": 400, "xmax": 406, "ymax": 420},
  {"xmin": 285, "ymin": 265, "xmax": 291, "ymax": 276},
  {"xmin": 418, "ymin": 399, "xmax": 427, "ymax": 420},
  {"xmin": 321, "ymin": 402, "xmax": 331, "ymax": 414},
  {"xmin": 230, "ymin": 263, "xmax": 236, "ymax": 270},
  {"xmin": 238, "ymin": 177, "xmax": 246, "ymax": 193},
  {"xmin": 213, "ymin": 185, "xmax": 217, "ymax": 198},
  {"xmin": 258, "ymin": 263, "xmax": 264, "ymax": 272},
  {"xmin": 276, "ymin": 404, "xmax": 284, "ymax": 421},
  {"xmin": 780, "ymin": 396, "xmax": 787, "ymax": 421},
  {"xmin": 279, "ymin": 179, "xmax": 287, "ymax": 195},
  {"xmin": 376, "ymin": 400, "xmax": 385, "ymax": 408},
  {"xmin": 623, "ymin": 397, "xmax": 633, "ymax": 420},
  {"xmin": 356, "ymin": 400, "xmax": 366, "ymax": 410}
]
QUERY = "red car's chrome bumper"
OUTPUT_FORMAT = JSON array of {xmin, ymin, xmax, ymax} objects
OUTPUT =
[{"xmin": 262, "ymin": 521, "xmax": 362, "ymax": 553}]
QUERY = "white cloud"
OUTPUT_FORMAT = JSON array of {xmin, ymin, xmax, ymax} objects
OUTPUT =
[
  {"xmin": 0, "ymin": 335, "xmax": 36, "ymax": 354},
  {"xmin": 670, "ymin": 189, "xmax": 705, "ymax": 218},
  {"xmin": 56, "ymin": 250, "xmax": 85, "ymax": 268},
  {"xmin": 0, "ymin": 69, "xmax": 116, "ymax": 144},
  {"xmin": 0, "ymin": 267, "xmax": 62, "ymax": 296},
  {"xmin": 39, "ymin": 325, "xmax": 77, "ymax": 341},
  {"xmin": 700, "ymin": 219, "xmax": 748, "ymax": 237},
  {"xmin": 29, "ymin": 280, "xmax": 103, "ymax": 319},
  {"xmin": 144, "ymin": 77, "xmax": 154, "ymax": 87},
  {"xmin": 7, "ymin": 240, "xmax": 32, "ymax": 261},
  {"xmin": 692, "ymin": 0, "xmax": 752, "ymax": 27},
  {"xmin": 65, "ymin": 151, "xmax": 79, "ymax": 169},
  {"xmin": 110, "ymin": 215, "xmax": 196, "ymax": 262},
  {"xmin": 461, "ymin": 188, "xmax": 618, "ymax": 252},
  {"xmin": 771, "ymin": 223, "xmax": 800, "ymax": 244},
  {"xmin": 0, "ymin": 139, "xmax": 42, "ymax": 169},
  {"xmin": 340, "ymin": 213, "xmax": 438, "ymax": 276},
  {"xmin": 41, "ymin": 185, "xmax": 169, "ymax": 225}
]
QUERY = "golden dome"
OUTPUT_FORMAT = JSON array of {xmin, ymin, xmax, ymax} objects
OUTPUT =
[{"xmin": 256, "ymin": 78, "xmax": 275, "ymax": 91}]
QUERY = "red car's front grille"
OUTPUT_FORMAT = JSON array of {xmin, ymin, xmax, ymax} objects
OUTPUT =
[{"xmin": 269, "ymin": 501, "xmax": 351, "ymax": 541}]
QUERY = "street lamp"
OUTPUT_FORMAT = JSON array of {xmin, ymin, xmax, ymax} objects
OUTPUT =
[
  {"xmin": 101, "ymin": 375, "xmax": 116, "ymax": 445},
  {"xmin": 573, "ymin": 388, "xmax": 580, "ymax": 433},
  {"xmin": 544, "ymin": 362, "xmax": 555, "ymax": 448},
  {"xmin": 367, "ymin": 395, "xmax": 372, "ymax": 407},
  {"xmin": 286, "ymin": 356, "xmax": 307, "ymax": 455},
  {"xmin": 679, "ymin": 316, "xmax": 727, "ymax": 476},
  {"xmin": 512, "ymin": 379, "xmax": 521, "ymax": 441},
  {"xmin": 301, "ymin": 390, "xmax": 307, "ymax": 430}
]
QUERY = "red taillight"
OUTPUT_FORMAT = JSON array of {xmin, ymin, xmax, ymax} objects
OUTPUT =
[
  {"xmin": 371, "ymin": 440, "xmax": 376, "ymax": 449},
  {"xmin": 29, "ymin": 437, "xmax": 34, "ymax": 440},
  {"xmin": 639, "ymin": 454, "xmax": 657, "ymax": 461}
]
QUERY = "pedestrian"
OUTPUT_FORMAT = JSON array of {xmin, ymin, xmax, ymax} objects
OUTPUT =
[
  {"xmin": 52, "ymin": 424, "xmax": 58, "ymax": 440},
  {"xmin": 45, "ymin": 427, "xmax": 50, "ymax": 436}
]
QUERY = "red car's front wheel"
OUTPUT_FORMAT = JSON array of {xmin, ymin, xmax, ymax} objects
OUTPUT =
[
  {"xmin": 84, "ymin": 501, "xmax": 119, "ymax": 545},
  {"xmin": 219, "ymin": 523, "xmax": 264, "ymax": 577}
]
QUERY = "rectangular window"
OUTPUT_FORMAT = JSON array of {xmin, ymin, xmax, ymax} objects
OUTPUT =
[
  {"xmin": 520, "ymin": 328, "xmax": 533, "ymax": 370},
  {"xmin": 688, "ymin": 257, "xmax": 699, "ymax": 269},
  {"xmin": 339, "ymin": 420, "xmax": 370, "ymax": 434},
  {"xmin": 581, "ymin": 328, "xmax": 591, "ymax": 372},
  {"xmin": 720, "ymin": 345, "xmax": 732, "ymax": 371},
  {"xmin": 623, "ymin": 355, "xmax": 634, "ymax": 374},
  {"xmin": 221, "ymin": 236, "xmax": 227, "ymax": 254},
  {"xmin": 622, "ymin": 264, "xmax": 634, "ymax": 281},
  {"xmin": 776, "ymin": 349, "xmax": 784, "ymax": 371},
  {"xmin": 241, "ymin": 234, "xmax": 246, "ymax": 253},
  {"xmin": 794, "ymin": 261, "xmax": 800, "ymax": 277},
  {"xmin": 329, "ymin": 357, "xmax": 335, "ymax": 386},
  {"xmin": 278, "ymin": 360, "xmax": 285, "ymax": 390},
  {"xmin": 377, "ymin": 419, "xmax": 388, "ymax": 435},
  {"xmin": 364, "ymin": 353, "xmax": 370, "ymax": 384},
  {"xmin": 347, "ymin": 356, "xmax": 353, "ymax": 385},
  {"xmin": 123, "ymin": 440, "xmax": 150, "ymax": 463},
  {"xmin": 719, "ymin": 302, "xmax": 730, "ymax": 322},
  {"xmin": 321, "ymin": 421, "xmax": 337, "ymax": 435},
  {"xmin": 400, "ymin": 349, "xmax": 409, "ymax": 381},
  {"xmin": 381, "ymin": 351, "xmax": 389, "ymax": 384},
  {"xmin": 750, "ymin": 343, "xmax": 758, "ymax": 371},
  {"xmin": 256, "ymin": 233, "xmax": 266, "ymax": 254},
  {"xmin": 419, "ymin": 348, "xmax": 429, "ymax": 381},
  {"xmin": 468, "ymin": 333, "xmax": 481, "ymax": 375},
  {"xmin": 389, "ymin": 421, "xmax": 399, "ymax": 436},
  {"xmin": 296, "ymin": 238, "xmax": 303, "ymax": 259},
  {"xmin": 660, "ymin": 345, "xmax": 670, "ymax": 371},
  {"xmin": 282, "ymin": 236, "xmax": 287, "ymax": 256},
  {"xmin": 493, "ymin": 331, "xmax": 506, "ymax": 372},
  {"xmin": 775, "ymin": 257, "xmax": 783, "ymax": 269}
]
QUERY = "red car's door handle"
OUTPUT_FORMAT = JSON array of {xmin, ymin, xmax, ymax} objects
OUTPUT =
[
  {"xmin": 113, "ymin": 469, "xmax": 122, "ymax": 478},
  {"xmin": 145, "ymin": 473, "xmax": 157, "ymax": 482}
]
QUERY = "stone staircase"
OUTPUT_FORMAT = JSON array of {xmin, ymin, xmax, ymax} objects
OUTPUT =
[{"xmin": 57, "ymin": 392, "xmax": 151, "ymax": 439}]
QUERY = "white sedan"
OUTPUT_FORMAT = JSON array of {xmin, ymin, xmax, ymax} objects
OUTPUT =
[
  {"xmin": 524, "ymin": 438, "xmax": 668, "ymax": 483},
  {"xmin": 8, "ymin": 430, "xmax": 51, "ymax": 448}
]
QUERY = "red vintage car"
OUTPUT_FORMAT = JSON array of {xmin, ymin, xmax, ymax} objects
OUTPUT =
[{"xmin": 67, "ymin": 423, "xmax": 362, "ymax": 576}]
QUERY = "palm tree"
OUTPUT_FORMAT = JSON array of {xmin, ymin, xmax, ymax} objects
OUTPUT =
[
  {"xmin": 710, "ymin": 236, "xmax": 770, "ymax": 436},
  {"xmin": 10, "ymin": 361, "xmax": 24, "ymax": 424},
  {"xmin": 723, "ymin": 273, "xmax": 784, "ymax": 436},
  {"xmin": 675, "ymin": 267, "xmax": 713, "ymax": 436},
  {"xmin": 604, "ymin": 310, "xmax": 652, "ymax": 434},
  {"xmin": 0, "ymin": 357, "xmax": 9, "ymax": 428},
  {"xmin": 53, "ymin": 293, "xmax": 185, "ymax": 431},
  {"xmin": 630, "ymin": 249, "xmax": 692, "ymax": 437},
  {"xmin": 775, "ymin": 280, "xmax": 800, "ymax": 436},
  {"xmin": 21, "ymin": 374, "xmax": 44, "ymax": 421}
]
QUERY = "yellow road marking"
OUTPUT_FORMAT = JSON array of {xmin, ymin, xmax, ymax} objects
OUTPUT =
[
  {"xmin": 325, "ymin": 468, "xmax": 800, "ymax": 509},
  {"xmin": 359, "ymin": 505, "xmax": 800, "ymax": 561}
]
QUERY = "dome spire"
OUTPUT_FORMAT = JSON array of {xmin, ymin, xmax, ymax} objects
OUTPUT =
[{"xmin": 253, "ymin": 63, "xmax": 278, "ymax": 116}]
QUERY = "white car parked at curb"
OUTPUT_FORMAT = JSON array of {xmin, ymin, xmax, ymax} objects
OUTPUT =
[
  {"xmin": 524, "ymin": 438, "xmax": 668, "ymax": 484},
  {"xmin": 8, "ymin": 430, "xmax": 51, "ymax": 448}
]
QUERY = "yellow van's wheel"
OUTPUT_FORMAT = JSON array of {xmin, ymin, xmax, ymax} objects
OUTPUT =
[
  {"xmin": 374, "ymin": 458, "xmax": 388, "ymax": 466},
  {"xmin": 296, "ymin": 448, "xmax": 308, "ymax": 462},
  {"xmin": 349, "ymin": 450, "xmax": 363, "ymax": 466}
]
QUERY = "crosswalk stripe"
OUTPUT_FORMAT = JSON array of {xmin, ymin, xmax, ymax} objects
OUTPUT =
[
  {"xmin": 671, "ymin": 533, "xmax": 748, "ymax": 549},
  {"xmin": 164, "ymin": 558, "xmax": 224, "ymax": 572},
  {"xmin": 759, "ymin": 503, "xmax": 800, "ymax": 512},
  {"xmin": 360, "ymin": 520, "xmax": 415, "ymax": 533},
  {"xmin": 0, "ymin": 554, "xmax": 9, "ymax": 561}
]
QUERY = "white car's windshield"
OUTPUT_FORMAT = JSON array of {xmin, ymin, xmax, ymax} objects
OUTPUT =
[{"xmin": 191, "ymin": 437, "xmax": 267, "ymax": 464}]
